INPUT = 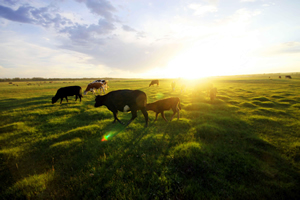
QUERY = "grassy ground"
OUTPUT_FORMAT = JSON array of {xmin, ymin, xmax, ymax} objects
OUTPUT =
[{"xmin": 0, "ymin": 76, "xmax": 299, "ymax": 199}]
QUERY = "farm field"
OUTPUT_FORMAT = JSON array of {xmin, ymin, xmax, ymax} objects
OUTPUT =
[{"xmin": 0, "ymin": 76, "xmax": 300, "ymax": 199}]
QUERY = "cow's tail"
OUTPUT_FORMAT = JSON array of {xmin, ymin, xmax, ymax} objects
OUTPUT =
[{"xmin": 79, "ymin": 87, "xmax": 83, "ymax": 97}]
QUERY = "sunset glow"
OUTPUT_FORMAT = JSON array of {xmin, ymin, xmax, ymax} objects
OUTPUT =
[{"xmin": 0, "ymin": 0, "xmax": 299, "ymax": 79}]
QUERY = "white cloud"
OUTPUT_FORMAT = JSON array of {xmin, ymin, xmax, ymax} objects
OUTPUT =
[
  {"xmin": 0, "ymin": 0, "xmax": 299, "ymax": 78},
  {"xmin": 241, "ymin": 0, "xmax": 257, "ymax": 2},
  {"xmin": 257, "ymin": 42, "xmax": 300, "ymax": 56},
  {"xmin": 188, "ymin": 4, "xmax": 218, "ymax": 15}
]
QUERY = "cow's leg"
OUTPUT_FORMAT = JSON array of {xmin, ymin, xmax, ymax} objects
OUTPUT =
[
  {"xmin": 75, "ymin": 95, "xmax": 78, "ymax": 101},
  {"xmin": 60, "ymin": 98, "xmax": 63, "ymax": 104},
  {"xmin": 154, "ymin": 112, "xmax": 159, "ymax": 121},
  {"xmin": 79, "ymin": 95, "xmax": 82, "ymax": 102},
  {"xmin": 65, "ymin": 96, "xmax": 68, "ymax": 102},
  {"xmin": 170, "ymin": 106, "xmax": 178, "ymax": 121},
  {"xmin": 161, "ymin": 112, "xmax": 168, "ymax": 122},
  {"xmin": 126, "ymin": 109, "xmax": 138, "ymax": 126},
  {"xmin": 140, "ymin": 107, "xmax": 149, "ymax": 127},
  {"xmin": 112, "ymin": 111, "xmax": 124, "ymax": 125}
]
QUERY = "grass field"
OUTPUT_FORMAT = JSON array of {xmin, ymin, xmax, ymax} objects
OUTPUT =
[{"xmin": 0, "ymin": 75, "xmax": 300, "ymax": 199}]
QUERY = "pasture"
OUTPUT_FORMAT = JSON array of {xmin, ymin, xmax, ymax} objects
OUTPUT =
[{"xmin": 0, "ymin": 76, "xmax": 300, "ymax": 199}]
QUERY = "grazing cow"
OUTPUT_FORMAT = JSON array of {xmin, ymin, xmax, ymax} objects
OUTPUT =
[
  {"xmin": 94, "ymin": 90, "xmax": 149, "ymax": 127},
  {"xmin": 279, "ymin": 76, "xmax": 281, "ymax": 79},
  {"xmin": 52, "ymin": 86, "xmax": 82, "ymax": 104},
  {"xmin": 171, "ymin": 81, "xmax": 176, "ymax": 91},
  {"xmin": 146, "ymin": 97, "xmax": 181, "ymax": 122},
  {"xmin": 84, "ymin": 82, "xmax": 105, "ymax": 95},
  {"xmin": 92, "ymin": 79, "xmax": 108, "ymax": 90},
  {"xmin": 149, "ymin": 80, "xmax": 159, "ymax": 87},
  {"xmin": 210, "ymin": 87, "xmax": 217, "ymax": 101},
  {"xmin": 285, "ymin": 75, "xmax": 292, "ymax": 79}
]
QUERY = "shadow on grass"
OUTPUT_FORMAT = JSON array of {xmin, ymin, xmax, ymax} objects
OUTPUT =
[
  {"xmin": 0, "ymin": 96, "xmax": 54, "ymax": 112},
  {"xmin": 1, "ymin": 95, "xmax": 300, "ymax": 199}
]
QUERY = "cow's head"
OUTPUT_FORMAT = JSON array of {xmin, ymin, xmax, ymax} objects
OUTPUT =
[
  {"xmin": 52, "ymin": 96, "xmax": 58, "ymax": 104},
  {"xmin": 94, "ymin": 95, "xmax": 104, "ymax": 107}
]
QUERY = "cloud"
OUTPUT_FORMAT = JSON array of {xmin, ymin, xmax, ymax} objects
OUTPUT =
[
  {"xmin": 60, "ymin": 19, "xmax": 115, "ymax": 45},
  {"xmin": 188, "ymin": 4, "xmax": 218, "ymax": 15},
  {"xmin": 0, "ymin": 32, "xmax": 112, "ymax": 78},
  {"xmin": 258, "ymin": 42, "xmax": 300, "ymax": 56},
  {"xmin": 203, "ymin": 0, "xmax": 219, "ymax": 6},
  {"xmin": 122, "ymin": 25, "xmax": 136, "ymax": 32},
  {"xmin": 0, "ymin": 2, "xmax": 118, "ymax": 46},
  {"xmin": 122, "ymin": 25, "xmax": 146, "ymax": 39},
  {"xmin": 241, "ymin": 0, "xmax": 257, "ymax": 2},
  {"xmin": 0, "ymin": 5, "xmax": 34, "ymax": 23},
  {"xmin": 75, "ymin": 0, "xmax": 117, "ymax": 22},
  {"xmin": 0, "ymin": 0, "xmax": 18, "ymax": 6},
  {"xmin": 0, "ymin": 4, "xmax": 73, "ymax": 28}
]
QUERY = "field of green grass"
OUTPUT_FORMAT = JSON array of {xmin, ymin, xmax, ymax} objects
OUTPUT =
[{"xmin": 1, "ymin": 75, "xmax": 299, "ymax": 199}]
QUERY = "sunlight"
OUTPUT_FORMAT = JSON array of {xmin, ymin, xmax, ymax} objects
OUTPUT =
[{"xmin": 165, "ymin": 35, "xmax": 259, "ymax": 79}]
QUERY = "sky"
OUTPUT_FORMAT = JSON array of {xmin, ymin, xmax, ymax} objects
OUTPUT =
[{"xmin": 0, "ymin": 0, "xmax": 300, "ymax": 79}]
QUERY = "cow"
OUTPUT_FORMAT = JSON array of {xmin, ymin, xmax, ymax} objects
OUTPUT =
[
  {"xmin": 210, "ymin": 87, "xmax": 218, "ymax": 101},
  {"xmin": 92, "ymin": 79, "xmax": 108, "ymax": 90},
  {"xmin": 84, "ymin": 82, "xmax": 105, "ymax": 95},
  {"xmin": 285, "ymin": 75, "xmax": 292, "ymax": 79},
  {"xmin": 149, "ymin": 80, "xmax": 159, "ymax": 87},
  {"xmin": 52, "ymin": 86, "xmax": 82, "ymax": 104},
  {"xmin": 279, "ymin": 76, "xmax": 281, "ymax": 79},
  {"xmin": 146, "ymin": 97, "xmax": 181, "ymax": 122},
  {"xmin": 94, "ymin": 90, "xmax": 149, "ymax": 127}
]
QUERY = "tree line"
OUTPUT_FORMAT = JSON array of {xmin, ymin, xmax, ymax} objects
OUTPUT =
[{"xmin": 0, "ymin": 77, "xmax": 112, "ymax": 82}]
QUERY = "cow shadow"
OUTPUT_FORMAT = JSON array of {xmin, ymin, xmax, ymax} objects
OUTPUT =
[{"xmin": 0, "ymin": 96, "xmax": 53, "ymax": 112}]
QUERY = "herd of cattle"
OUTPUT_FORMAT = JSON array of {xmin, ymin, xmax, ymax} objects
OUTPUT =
[
  {"xmin": 50, "ymin": 74, "xmax": 293, "ymax": 126},
  {"xmin": 52, "ymin": 80, "xmax": 183, "ymax": 127},
  {"xmin": 49, "ymin": 78, "xmax": 227, "ymax": 127}
]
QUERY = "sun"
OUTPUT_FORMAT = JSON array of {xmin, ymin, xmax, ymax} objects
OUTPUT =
[
  {"xmin": 165, "ymin": 44, "xmax": 237, "ymax": 79},
  {"xmin": 165, "ymin": 50, "xmax": 216, "ymax": 79},
  {"xmin": 164, "ymin": 36, "xmax": 258, "ymax": 79}
]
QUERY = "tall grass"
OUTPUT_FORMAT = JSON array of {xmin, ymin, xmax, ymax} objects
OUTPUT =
[{"xmin": 0, "ymin": 76, "xmax": 299, "ymax": 199}]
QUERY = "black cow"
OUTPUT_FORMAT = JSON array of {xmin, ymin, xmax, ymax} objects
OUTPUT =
[
  {"xmin": 94, "ymin": 90, "xmax": 148, "ymax": 127},
  {"xmin": 52, "ymin": 86, "xmax": 82, "ymax": 104},
  {"xmin": 149, "ymin": 80, "xmax": 159, "ymax": 87},
  {"xmin": 285, "ymin": 75, "xmax": 292, "ymax": 79}
]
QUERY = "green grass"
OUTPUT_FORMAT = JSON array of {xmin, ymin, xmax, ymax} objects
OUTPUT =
[{"xmin": 0, "ymin": 76, "xmax": 300, "ymax": 199}]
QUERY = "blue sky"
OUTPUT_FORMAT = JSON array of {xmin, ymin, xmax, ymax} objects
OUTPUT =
[{"xmin": 0, "ymin": 0, "xmax": 299, "ymax": 79}]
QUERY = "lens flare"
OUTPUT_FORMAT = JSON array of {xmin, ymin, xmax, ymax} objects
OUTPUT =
[
  {"xmin": 100, "ymin": 126, "xmax": 126, "ymax": 142},
  {"xmin": 101, "ymin": 134, "xmax": 111, "ymax": 141}
]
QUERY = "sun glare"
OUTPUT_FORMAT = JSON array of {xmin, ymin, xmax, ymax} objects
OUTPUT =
[{"xmin": 165, "ymin": 36, "xmax": 259, "ymax": 79}]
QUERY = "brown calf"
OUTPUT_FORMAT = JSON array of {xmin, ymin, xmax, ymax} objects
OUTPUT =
[{"xmin": 146, "ymin": 97, "xmax": 181, "ymax": 122}]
